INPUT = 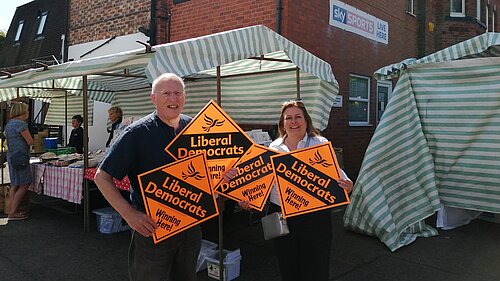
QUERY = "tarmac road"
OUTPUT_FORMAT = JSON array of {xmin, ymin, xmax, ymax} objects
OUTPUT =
[{"xmin": 1, "ymin": 195, "xmax": 499, "ymax": 281}]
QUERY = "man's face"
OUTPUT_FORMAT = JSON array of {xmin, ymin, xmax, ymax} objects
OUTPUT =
[
  {"xmin": 151, "ymin": 78, "xmax": 186, "ymax": 121},
  {"xmin": 71, "ymin": 119, "xmax": 81, "ymax": 128}
]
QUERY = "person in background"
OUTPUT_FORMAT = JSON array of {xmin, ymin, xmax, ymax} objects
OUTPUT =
[
  {"xmin": 106, "ymin": 106, "xmax": 122, "ymax": 147},
  {"xmin": 5, "ymin": 102, "xmax": 34, "ymax": 221},
  {"xmin": 95, "ymin": 73, "xmax": 201, "ymax": 281},
  {"xmin": 229, "ymin": 100, "xmax": 353, "ymax": 281},
  {"xmin": 67, "ymin": 114, "xmax": 84, "ymax": 154}
]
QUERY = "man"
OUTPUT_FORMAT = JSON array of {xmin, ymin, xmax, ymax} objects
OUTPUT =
[{"xmin": 95, "ymin": 73, "xmax": 201, "ymax": 281}]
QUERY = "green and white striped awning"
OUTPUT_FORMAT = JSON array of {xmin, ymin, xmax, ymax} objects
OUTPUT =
[
  {"xmin": 0, "ymin": 25, "xmax": 338, "ymax": 129},
  {"xmin": 345, "ymin": 56, "xmax": 500, "ymax": 251},
  {"xmin": 374, "ymin": 32, "xmax": 500, "ymax": 80}
]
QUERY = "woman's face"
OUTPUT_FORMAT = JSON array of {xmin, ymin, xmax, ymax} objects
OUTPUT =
[
  {"xmin": 283, "ymin": 106, "xmax": 307, "ymax": 138},
  {"xmin": 108, "ymin": 111, "xmax": 119, "ymax": 122}
]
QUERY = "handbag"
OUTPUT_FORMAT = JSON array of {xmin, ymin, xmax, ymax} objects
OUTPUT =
[{"xmin": 261, "ymin": 212, "xmax": 289, "ymax": 240}]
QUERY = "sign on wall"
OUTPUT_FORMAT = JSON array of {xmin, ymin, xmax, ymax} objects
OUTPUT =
[{"xmin": 329, "ymin": 0, "xmax": 389, "ymax": 44}]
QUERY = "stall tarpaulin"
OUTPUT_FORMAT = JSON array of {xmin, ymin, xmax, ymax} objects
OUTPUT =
[
  {"xmin": 344, "ymin": 32, "xmax": 500, "ymax": 252},
  {"xmin": 0, "ymin": 25, "xmax": 339, "ymax": 130}
]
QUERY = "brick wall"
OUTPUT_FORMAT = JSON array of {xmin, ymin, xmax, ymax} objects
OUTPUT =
[
  {"xmin": 66, "ymin": 0, "xmax": 500, "ymax": 179},
  {"xmin": 165, "ymin": 0, "xmax": 276, "ymax": 42},
  {"xmin": 282, "ymin": 0, "xmax": 420, "ymax": 179},
  {"xmin": 69, "ymin": 0, "xmax": 151, "ymax": 45},
  {"xmin": 430, "ymin": 0, "xmax": 500, "ymax": 53}
]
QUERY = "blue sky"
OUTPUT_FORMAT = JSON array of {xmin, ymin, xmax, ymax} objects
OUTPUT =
[{"xmin": 0, "ymin": 0, "xmax": 33, "ymax": 32}]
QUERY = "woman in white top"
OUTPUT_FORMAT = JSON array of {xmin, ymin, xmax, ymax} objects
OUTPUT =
[{"xmin": 227, "ymin": 100, "xmax": 353, "ymax": 281}]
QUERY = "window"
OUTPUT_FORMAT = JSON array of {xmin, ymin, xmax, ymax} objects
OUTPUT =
[
  {"xmin": 14, "ymin": 20, "xmax": 24, "ymax": 41},
  {"xmin": 36, "ymin": 12, "xmax": 48, "ymax": 35},
  {"xmin": 450, "ymin": 0, "xmax": 465, "ymax": 17},
  {"xmin": 407, "ymin": 0, "xmax": 414, "ymax": 14},
  {"xmin": 349, "ymin": 75, "xmax": 370, "ymax": 125},
  {"xmin": 173, "ymin": 0, "xmax": 190, "ymax": 4},
  {"xmin": 377, "ymin": 81, "xmax": 392, "ymax": 122}
]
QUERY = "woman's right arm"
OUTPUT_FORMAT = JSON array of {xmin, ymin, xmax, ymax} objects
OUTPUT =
[{"xmin": 20, "ymin": 130, "xmax": 34, "ymax": 146}]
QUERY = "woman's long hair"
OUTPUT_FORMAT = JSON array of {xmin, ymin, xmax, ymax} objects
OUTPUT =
[{"xmin": 277, "ymin": 100, "xmax": 319, "ymax": 138}]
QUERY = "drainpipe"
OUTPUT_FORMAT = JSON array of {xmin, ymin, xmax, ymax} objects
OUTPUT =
[
  {"xmin": 417, "ymin": 0, "xmax": 426, "ymax": 57},
  {"xmin": 166, "ymin": 5, "xmax": 171, "ymax": 43},
  {"xmin": 150, "ymin": 0, "xmax": 157, "ymax": 46},
  {"xmin": 276, "ymin": 0, "xmax": 282, "ymax": 34}
]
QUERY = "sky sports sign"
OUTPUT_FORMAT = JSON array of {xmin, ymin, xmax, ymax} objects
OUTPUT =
[{"xmin": 329, "ymin": 0, "xmax": 388, "ymax": 45}]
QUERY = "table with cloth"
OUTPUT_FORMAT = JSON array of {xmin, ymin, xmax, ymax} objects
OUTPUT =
[{"xmin": 31, "ymin": 164, "xmax": 130, "ymax": 203}]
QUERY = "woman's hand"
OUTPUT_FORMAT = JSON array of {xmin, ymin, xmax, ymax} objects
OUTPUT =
[
  {"xmin": 222, "ymin": 167, "xmax": 238, "ymax": 183},
  {"xmin": 238, "ymin": 200, "xmax": 252, "ymax": 211},
  {"xmin": 337, "ymin": 178, "xmax": 353, "ymax": 193}
]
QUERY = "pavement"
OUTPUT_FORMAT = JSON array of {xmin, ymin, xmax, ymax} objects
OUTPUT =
[{"xmin": 1, "ymin": 193, "xmax": 500, "ymax": 281}]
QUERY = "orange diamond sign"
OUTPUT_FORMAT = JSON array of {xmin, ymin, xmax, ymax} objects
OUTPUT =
[
  {"xmin": 270, "ymin": 142, "xmax": 350, "ymax": 218},
  {"xmin": 165, "ymin": 100, "xmax": 254, "ymax": 187},
  {"xmin": 214, "ymin": 144, "xmax": 279, "ymax": 211},
  {"xmin": 138, "ymin": 153, "xmax": 218, "ymax": 243}
]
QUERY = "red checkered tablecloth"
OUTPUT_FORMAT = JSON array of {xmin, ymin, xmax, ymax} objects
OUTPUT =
[
  {"xmin": 44, "ymin": 165, "xmax": 83, "ymax": 204},
  {"xmin": 84, "ymin": 168, "xmax": 130, "ymax": 191}
]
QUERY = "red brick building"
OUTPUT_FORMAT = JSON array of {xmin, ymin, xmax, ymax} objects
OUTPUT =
[{"xmin": 68, "ymin": 0, "xmax": 500, "ymax": 179}]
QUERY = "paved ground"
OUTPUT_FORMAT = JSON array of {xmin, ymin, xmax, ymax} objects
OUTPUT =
[{"xmin": 1, "ymin": 193, "xmax": 499, "ymax": 281}]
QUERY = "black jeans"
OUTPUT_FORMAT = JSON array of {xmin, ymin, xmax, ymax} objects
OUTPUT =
[
  {"xmin": 269, "ymin": 203, "xmax": 332, "ymax": 281},
  {"xmin": 128, "ymin": 225, "xmax": 202, "ymax": 281}
]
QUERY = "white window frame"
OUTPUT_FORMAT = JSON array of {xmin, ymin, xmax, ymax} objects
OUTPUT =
[
  {"xmin": 376, "ymin": 81, "xmax": 392, "ymax": 123},
  {"xmin": 14, "ymin": 20, "xmax": 24, "ymax": 42},
  {"xmin": 407, "ymin": 0, "xmax": 414, "ymax": 15},
  {"xmin": 36, "ymin": 12, "xmax": 48, "ymax": 36},
  {"xmin": 450, "ymin": 0, "xmax": 466, "ymax": 17},
  {"xmin": 348, "ymin": 74, "xmax": 371, "ymax": 126}
]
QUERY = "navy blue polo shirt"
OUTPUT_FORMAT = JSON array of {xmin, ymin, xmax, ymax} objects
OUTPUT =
[{"xmin": 99, "ymin": 112, "xmax": 192, "ymax": 211}]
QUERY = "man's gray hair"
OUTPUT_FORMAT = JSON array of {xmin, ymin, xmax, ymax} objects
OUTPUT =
[{"xmin": 151, "ymin": 73, "xmax": 185, "ymax": 94}]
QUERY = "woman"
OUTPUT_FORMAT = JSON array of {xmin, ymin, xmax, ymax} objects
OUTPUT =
[
  {"xmin": 229, "ymin": 100, "xmax": 353, "ymax": 281},
  {"xmin": 5, "ymin": 102, "xmax": 34, "ymax": 221},
  {"xmin": 67, "ymin": 114, "xmax": 84, "ymax": 154},
  {"xmin": 106, "ymin": 106, "xmax": 122, "ymax": 147}
]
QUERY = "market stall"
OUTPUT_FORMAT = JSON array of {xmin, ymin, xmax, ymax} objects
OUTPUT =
[
  {"xmin": 344, "ymin": 32, "xmax": 500, "ymax": 252},
  {"xmin": 0, "ymin": 26, "xmax": 339, "ymax": 233}
]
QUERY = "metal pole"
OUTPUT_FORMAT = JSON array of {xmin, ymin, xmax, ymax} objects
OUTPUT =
[
  {"xmin": 216, "ymin": 65, "xmax": 224, "ymax": 281},
  {"xmin": 82, "ymin": 75, "xmax": 90, "ymax": 232},
  {"xmin": 65, "ymin": 90, "xmax": 68, "ymax": 145},
  {"xmin": 296, "ymin": 67, "xmax": 301, "ymax": 99}
]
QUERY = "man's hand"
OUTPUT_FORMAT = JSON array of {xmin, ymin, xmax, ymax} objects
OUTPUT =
[{"xmin": 124, "ymin": 209, "xmax": 157, "ymax": 237}]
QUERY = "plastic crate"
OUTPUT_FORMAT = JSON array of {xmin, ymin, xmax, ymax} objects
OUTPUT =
[
  {"xmin": 47, "ymin": 147, "xmax": 76, "ymax": 155},
  {"xmin": 92, "ymin": 207, "xmax": 130, "ymax": 234},
  {"xmin": 206, "ymin": 249, "xmax": 241, "ymax": 281},
  {"xmin": 197, "ymin": 240, "xmax": 218, "ymax": 272}
]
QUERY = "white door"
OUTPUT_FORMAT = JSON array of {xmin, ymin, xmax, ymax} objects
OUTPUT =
[{"xmin": 377, "ymin": 81, "xmax": 392, "ymax": 122}]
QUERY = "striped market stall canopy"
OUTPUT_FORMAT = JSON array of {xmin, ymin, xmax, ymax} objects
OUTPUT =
[
  {"xmin": 344, "ymin": 36, "xmax": 500, "ymax": 252},
  {"xmin": 374, "ymin": 32, "xmax": 500, "ymax": 80},
  {"xmin": 0, "ymin": 25, "xmax": 338, "ymax": 130}
]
